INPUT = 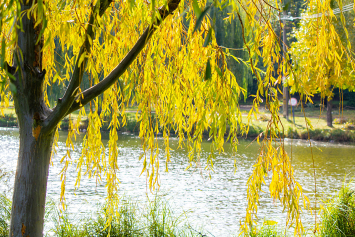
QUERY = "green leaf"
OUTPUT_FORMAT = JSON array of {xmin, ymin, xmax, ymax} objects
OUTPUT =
[
  {"xmin": 14, "ymin": 52, "xmax": 22, "ymax": 84},
  {"xmin": 193, "ymin": 6, "xmax": 210, "ymax": 33},
  {"xmin": 203, "ymin": 27, "xmax": 212, "ymax": 47},
  {"xmin": 220, "ymin": 0, "xmax": 229, "ymax": 10},
  {"xmin": 1, "ymin": 38, "xmax": 5, "ymax": 70},
  {"xmin": 214, "ymin": 66, "xmax": 222, "ymax": 77},
  {"xmin": 129, "ymin": 0, "xmax": 135, "ymax": 8},
  {"xmin": 59, "ymin": 0, "xmax": 66, "ymax": 11},
  {"xmin": 6, "ymin": 70, "xmax": 16, "ymax": 82},
  {"xmin": 151, "ymin": 0, "xmax": 156, "ymax": 21},
  {"xmin": 38, "ymin": 0, "xmax": 43, "ymax": 15},
  {"xmin": 282, "ymin": 2, "xmax": 290, "ymax": 11},
  {"xmin": 192, "ymin": 0, "xmax": 201, "ymax": 18},
  {"xmin": 205, "ymin": 59, "xmax": 212, "ymax": 81},
  {"xmin": 36, "ymin": 18, "xmax": 47, "ymax": 45},
  {"xmin": 9, "ymin": 82, "xmax": 16, "ymax": 95}
]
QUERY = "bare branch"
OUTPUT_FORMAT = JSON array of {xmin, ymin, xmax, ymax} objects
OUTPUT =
[
  {"xmin": 67, "ymin": 0, "xmax": 181, "ymax": 114},
  {"xmin": 42, "ymin": 0, "xmax": 113, "ymax": 133}
]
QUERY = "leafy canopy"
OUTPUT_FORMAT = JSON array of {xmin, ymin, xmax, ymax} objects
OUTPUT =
[{"xmin": 289, "ymin": 0, "xmax": 355, "ymax": 102}]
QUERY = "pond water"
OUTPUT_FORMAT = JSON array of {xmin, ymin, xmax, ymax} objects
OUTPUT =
[{"xmin": 1, "ymin": 127, "xmax": 355, "ymax": 236}]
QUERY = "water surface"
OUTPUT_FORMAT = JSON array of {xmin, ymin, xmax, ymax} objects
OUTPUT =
[{"xmin": 1, "ymin": 127, "xmax": 355, "ymax": 236}]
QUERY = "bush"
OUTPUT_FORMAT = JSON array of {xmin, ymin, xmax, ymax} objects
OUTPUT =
[
  {"xmin": 300, "ymin": 129, "xmax": 330, "ymax": 141},
  {"xmin": 0, "ymin": 113, "xmax": 17, "ymax": 127},
  {"xmin": 287, "ymin": 127, "xmax": 300, "ymax": 139},
  {"xmin": 247, "ymin": 125, "xmax": 262, "ymax": 138},
  {"xmin": 319, "ymin": 183, "xmax": 355, "ymax": 237},
  {"xmin": 334, "ymin": 118, "xmax": 347, "ymax": 125},
  {"xmin": 330, "ymin": 129, "xmax": 350, "ymax": 142}
]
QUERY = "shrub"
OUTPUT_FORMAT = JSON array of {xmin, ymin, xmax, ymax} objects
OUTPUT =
[
  {"xmin": 330, "ymin": 129, "xmax": 351, "ymax": 142},
  {"xmin": 319, "ymin": 183, "xmax": 355, "ymax": 237},
  {"xmin": 334, "ymin": 118, "xmax": 347, "ymax": 125},
  {"xmin": 247, "ymin": 125, "xmax": 262, "ymax": 138},
  {"xmin": 345, "ymin": 123, "xmax": 355, "ymax": 131},
  {"xmin": 0, "ymin": 113, "xmax": 17, "ymax": 127},
  {"xmin": 300, "ymin": 129, "xmax": 331, "ymax": 141},
  {"xmin": 287, "ymin": 127, "xmax": 300, "ymax": 139}
]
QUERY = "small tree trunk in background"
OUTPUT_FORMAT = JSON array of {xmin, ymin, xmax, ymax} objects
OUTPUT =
[
  {"xmin": 282, "ymin": 11, "xmax": 289, "ymax": 120},
  {"xmin": 283, "ymin": 85, "xmax": 289, "ymax": 120},
  {"xmin": 327, "ymin": 97, "xmax": 333, "ymax": 127}
]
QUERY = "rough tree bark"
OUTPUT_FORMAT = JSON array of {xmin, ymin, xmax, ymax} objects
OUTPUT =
[
  {"xmin": 9, "ymin": 3, "xmax": 54, "ymax": 236},
  {"xmin": 8, "ymin": 0, "xmax": 180, "ymax": 236}
]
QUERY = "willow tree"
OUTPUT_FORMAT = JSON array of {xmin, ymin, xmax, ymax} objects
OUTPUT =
[
  {"xmin": 2, "ymin": 0, "xmax": 350, "ymax": 236},
  {"xmin": 289, "ymin": 0, "xmax": 355, "ymax": 126}
]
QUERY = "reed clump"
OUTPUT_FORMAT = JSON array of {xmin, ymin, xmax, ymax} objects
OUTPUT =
[{"xmin": 319, "ymin": 183, "xmax": 355, "ymax": 237}]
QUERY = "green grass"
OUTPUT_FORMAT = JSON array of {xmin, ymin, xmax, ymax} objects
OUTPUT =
[
  {"xmin": 0, "ymin": 191, "xmax": 203, "ymax": 237},
  {"xmin": 0, "ymin": 194, "xmax": 10, "ymax": 237},
  {"xmin": 319, "ymin": 182, "xmax": 355, "ymax": 237},
  {"xmin": 0, "ymin": 167, "xmax": 13, "ymax": 237},
  {"xmin": 50, "ymin": 194, "xmax": 200, "ymax": 237},
  {"xmin": 245, "ymin": 222, "xmax": 283, "ymax": 237}
]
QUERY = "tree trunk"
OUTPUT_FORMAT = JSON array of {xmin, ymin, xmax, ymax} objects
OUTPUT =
[
  {"xmin": 10, "ymin": 130, "xmax": 54, "ymax": 236},
  {"xmin": 283, "ymin": 85, "xmax": 289, "ymax": 120},
  {"xmin": 327, "ymin": 97, "xmax": 333, "ymax": 127},
  {"xmin": 9, "ymin": 3, "xmax": 54, "ymax": 236}
]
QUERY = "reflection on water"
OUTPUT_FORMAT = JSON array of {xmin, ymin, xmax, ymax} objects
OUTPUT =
[{"xmin": 1, "ymin": 127, "xmax": 355, "ymax": 235}]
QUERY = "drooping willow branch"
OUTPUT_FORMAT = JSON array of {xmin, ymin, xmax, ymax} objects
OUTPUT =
[
  {"xmin": 43, "ymin": 0, "xmax": 114, "ymax": 133},
  {"xmin": 66, "ymin": 0, "xmax": 181, "ymax": 115},
  {"xmin": 43, "ymin": 0, "xmax": 181, "ymax": 133}
]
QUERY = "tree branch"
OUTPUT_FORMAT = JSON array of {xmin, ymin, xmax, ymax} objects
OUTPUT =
[
  {"xmin": 66, "ymin": 0, "xmax": 181, "ymax": 115},
  {"xmin": 43, "ymin": 0, "xmax": 113, "ymax": 133}
]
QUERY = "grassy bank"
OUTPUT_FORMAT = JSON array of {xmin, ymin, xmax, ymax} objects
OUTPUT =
[
  {"xmin": 50, "ymin": 111, "xmax": 355, "ymax": 143},
  {"xmin": 2, "ymin": 102, "xmax": 355, "ymax": 143}
]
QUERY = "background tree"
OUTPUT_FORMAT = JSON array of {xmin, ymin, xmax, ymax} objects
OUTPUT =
[{"xmin": 289, "ymin": 0, "xmax": 355, "ymax": 127}]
